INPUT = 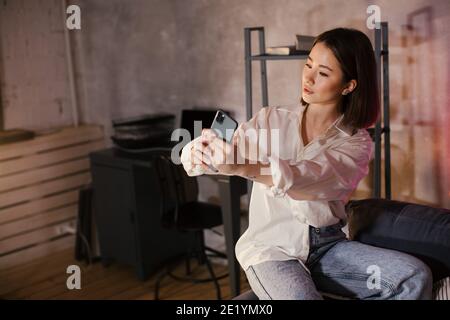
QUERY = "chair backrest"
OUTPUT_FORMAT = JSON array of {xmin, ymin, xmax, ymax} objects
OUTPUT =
[{"xmin": 152, "ymin": 149, "xmax": 199, "ymax": 228}]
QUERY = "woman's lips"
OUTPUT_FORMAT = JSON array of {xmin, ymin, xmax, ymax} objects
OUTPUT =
[{"xmin": 303, "ymin": 87, "xmax": 313, "ymax": 94}]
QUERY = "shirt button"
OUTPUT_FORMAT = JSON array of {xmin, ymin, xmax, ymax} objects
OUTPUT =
[{"xmin": 315, "ymin": 228, "xmax": 320, "ymax": 234}]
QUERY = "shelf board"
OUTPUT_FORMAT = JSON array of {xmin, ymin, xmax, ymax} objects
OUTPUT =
[{"xmin": 250, "ymin": 53, "xmax": 309, "ymax": 61}]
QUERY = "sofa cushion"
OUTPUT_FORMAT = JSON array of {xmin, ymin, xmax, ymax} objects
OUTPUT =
[{"xmin": 346, "ymin": 198, "xmax": 450, "ymax": 281}]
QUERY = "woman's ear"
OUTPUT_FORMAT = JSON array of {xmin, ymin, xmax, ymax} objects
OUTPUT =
[{"xmin": 342, "ymin": 80, "xmax": 357, "ymax": 95}]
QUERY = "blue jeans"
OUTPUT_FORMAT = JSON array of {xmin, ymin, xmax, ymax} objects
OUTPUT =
[{"xmin": 245, "ymin": 222, "xmax": 433, "ymax": 300}]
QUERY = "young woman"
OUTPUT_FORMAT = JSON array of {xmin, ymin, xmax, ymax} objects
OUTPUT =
[{"xmin": 180, "ymin": 28, "xmax": 432, "ymax": 300}]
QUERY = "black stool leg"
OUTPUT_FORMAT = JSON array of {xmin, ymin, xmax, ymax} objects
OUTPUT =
[
  {"xmin": 199, "ymin": 230, "xmax": 222, "ymax": 299},
  {"xmin": 203, "ymin": 252, "xmax": 222, "ymax": 300},
  {"xmin": 196, "ymin": 231, "xmax": 206, "ymax": 265},
  {"xmin": 205, "ymin": 246, "xmax": 227, "ymax": 259},
  {"xmin": 154, "ymin": 229, "xmax": 225, "ymax": 300},
  {"xmin": 154, "ymin": 257, "xmax": 180, "ymax": 300}
]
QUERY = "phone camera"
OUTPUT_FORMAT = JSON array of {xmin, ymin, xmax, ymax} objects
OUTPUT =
[{"xmin": 217, "ymin": 112, "xmax": 225, "ymax": 124}]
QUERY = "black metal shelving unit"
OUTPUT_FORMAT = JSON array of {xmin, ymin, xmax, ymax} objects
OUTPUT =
[{"xmin": 244, "ymin": 23, "xmax": 391, "ymax": 200}]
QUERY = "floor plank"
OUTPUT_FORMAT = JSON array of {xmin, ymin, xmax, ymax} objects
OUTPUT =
[{"xmin": 0, "ymin": 248, "xmax": 250, "ymax": 300}]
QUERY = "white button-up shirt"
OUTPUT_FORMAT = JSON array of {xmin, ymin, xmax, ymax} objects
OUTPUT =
[{"xmin": 180, "ymin": 103, "xmax": 374, "ymax": 272}]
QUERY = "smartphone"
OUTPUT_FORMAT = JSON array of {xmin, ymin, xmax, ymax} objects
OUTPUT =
[
  {"xmin": 211, "ymin": 109, "xmax": 238, "ymax": 143},
  {"xmin": 201, "ymin": 110, "xmax": 238, "ymax": 173}
]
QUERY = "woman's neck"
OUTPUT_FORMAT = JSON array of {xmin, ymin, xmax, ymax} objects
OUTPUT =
[{"xmin": 305, "ymin": 102, "xmax": 340, "ymax": 128}]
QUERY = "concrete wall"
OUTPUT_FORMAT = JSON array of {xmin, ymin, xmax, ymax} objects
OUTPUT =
[
  {"xmin": 0, "ymin": 0, "xmax": 74, "ymax": 131},
  {"xmin": 1, "ymin": 0, "xmax": 449, "ymax": 208}
]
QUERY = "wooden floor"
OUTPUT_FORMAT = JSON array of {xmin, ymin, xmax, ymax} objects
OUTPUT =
[{"xmin": 0, "ymin": 249, "xmax": 250, "ymax": 300}]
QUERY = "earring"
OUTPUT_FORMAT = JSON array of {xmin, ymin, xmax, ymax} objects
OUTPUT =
[{"xmin": 342, "ymin": 90, "xmax": 349, "ymax": 95}]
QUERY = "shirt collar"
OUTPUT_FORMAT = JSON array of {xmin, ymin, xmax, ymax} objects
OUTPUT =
[{"xmin": 334, "ymin": 114, "xmax": 355, "ymax": 136}]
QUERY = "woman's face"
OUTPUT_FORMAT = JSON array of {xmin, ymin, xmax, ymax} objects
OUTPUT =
[{"xmin": 301, "ymin": 42, "xmax": 347, "ymax": 105}]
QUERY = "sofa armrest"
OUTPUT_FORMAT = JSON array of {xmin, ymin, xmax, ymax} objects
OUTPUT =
[{"xmin": 346, "ymin": 198, "xmax": 450, "ymax": 281}]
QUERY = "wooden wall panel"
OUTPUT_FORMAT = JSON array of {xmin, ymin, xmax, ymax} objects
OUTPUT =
[{"xmin": 0, "ymin": 125, "xmax": 104, "ymax": 270}]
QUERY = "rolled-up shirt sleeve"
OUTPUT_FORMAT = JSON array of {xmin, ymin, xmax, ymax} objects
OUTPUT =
[{"xmin": 273, "ymin": 132, "xmax": 374, "ymax": 201}]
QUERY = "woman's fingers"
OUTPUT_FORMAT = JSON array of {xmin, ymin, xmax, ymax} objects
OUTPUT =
[
  {"xmin": 213, "ymin": 137, "xmax": 234, "ymax": 157},
  {"xmin": 193, "ymin": 149, "xmax": 214, "ymax": 170},
  {"xmin": 191, "ymin": 131, "xmax": 235, "ymax": 168},
  {"xmin": 232, "ymin": 133, "xmax": 238, "ymax": 146},
  {"xmin": 210, "ymin": 138, "xmax": 235, "ymax": 165},
  {"xmin": 193, "ymin": 138, "xmax": 207, "ymax": 149},
  {"xmin": 191, "ymin": 139, "xmax": 207, "ymax": 159},
  {"xmin": 211, "ymin": 137, "xmax": 225, "ymax": 150},
  {"xmin": 201, "ymin": 129, "xmax": 217, "ymax": 143},
  {"xmin": 199, "ymin": 150, "xmax": 213, "ymax": 165}
]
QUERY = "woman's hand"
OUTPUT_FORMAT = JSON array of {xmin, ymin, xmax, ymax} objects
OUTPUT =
[
  {"xmin": 189, "ymin": 137, "xmax": 216, "ymax": 172},
  {"xmin": 196, "ymin": 129, "xmax": 273, "ymax": 186},
  {"xmin": 201, "ymin": 129, "xmax": 239, "ymax": 175}
]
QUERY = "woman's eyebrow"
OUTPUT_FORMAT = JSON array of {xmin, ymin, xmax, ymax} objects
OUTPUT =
[{"xmin": 307, "ymin": 56, "xmax": 333, "ymax": 72}]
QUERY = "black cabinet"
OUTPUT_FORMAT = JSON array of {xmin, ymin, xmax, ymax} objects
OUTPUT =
[{"xmin": 90, "ymin": 148, "xmax": 193, "ymax": 280}]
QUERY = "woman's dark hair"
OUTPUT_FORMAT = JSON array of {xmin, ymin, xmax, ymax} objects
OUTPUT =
[{"xmin": 301, "ymin": 28, "xmax": 380, "ymax": 130}]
